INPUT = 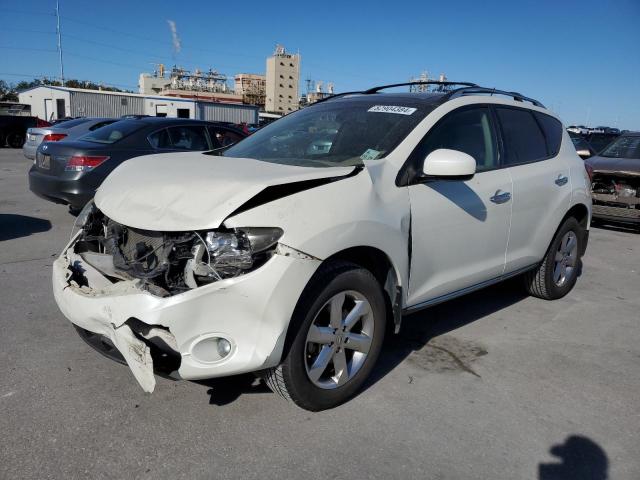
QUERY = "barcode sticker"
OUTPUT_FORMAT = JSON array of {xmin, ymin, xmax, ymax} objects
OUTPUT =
[{"xmin": 367, "ymin": 105, "xmax": 417, "ymax": 115}]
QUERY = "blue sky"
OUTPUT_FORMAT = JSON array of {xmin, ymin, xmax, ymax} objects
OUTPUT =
[{"xmin": 1, "ymin": 0, "xmax": 638, "ymax": 129}]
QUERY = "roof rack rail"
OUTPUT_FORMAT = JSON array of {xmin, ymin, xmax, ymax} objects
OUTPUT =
[
  {"xmin": 444, "ymin": 86, "xmax": 545, "ymax": 108},
  {"xmin": 362, "ymin": 81, "xmax": 478, "ymax": 94},
  {"xmin": 312, "ymin": 91, "xmax": 364, "ymax": 105}
]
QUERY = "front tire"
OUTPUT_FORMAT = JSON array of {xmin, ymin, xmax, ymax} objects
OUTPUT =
[
  {"xmin": 263, "ymin": 261, "xmax": 386, "ymax": 411},
  {"xmin": 524, "ymin": 217, "xmax": 584, "ymax": 300}
]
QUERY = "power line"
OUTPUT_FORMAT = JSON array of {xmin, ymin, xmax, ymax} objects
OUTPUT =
[{"xmin": 0, "ymin": 45, "xmax": 58, "ymax": 53}]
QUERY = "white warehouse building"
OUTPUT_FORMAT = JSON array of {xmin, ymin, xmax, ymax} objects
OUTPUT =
[{"xmin": 18, "ymin": 86, "xmax": 259, "ymax": 124}]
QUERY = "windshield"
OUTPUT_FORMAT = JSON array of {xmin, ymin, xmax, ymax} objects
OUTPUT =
[
  {"xmin": 222, "ymin": 97, "xmax": 434, "ymax": 167},
  {"xmin": 600, "ymin": 135, "xmax": 640, "ymax": 159},
  {"xmin": 80, "ymin": 120, "xmax": 143, "ymax": 144}
]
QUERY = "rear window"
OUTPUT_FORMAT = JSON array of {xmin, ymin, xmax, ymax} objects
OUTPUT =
[
  {"xmin": 56, "ymin": 118, "xmax": 91, "ymax": 129},
  {"xmin": 533, "ymin": 112, "xmax": 562, "ymax": 156},
  {"xmin": 81, "ymin": 120, "xmax": 143, "ymax": 144},
  {"xmin": 88, "ymin": 120, "xmax": 116, "ymax": 131},
  {"xmin": 496, "ymin": 107, "xmax": 548, "ymax": 165}
]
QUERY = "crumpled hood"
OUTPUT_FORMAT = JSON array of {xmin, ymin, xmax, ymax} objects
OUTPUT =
[
  {"xmin": 586, "ymin": 155, "xmax": 640, "ymax": 176},
  {"xmin": 95, "ymin": 152, "xmax": 355, "ymax": 231}
]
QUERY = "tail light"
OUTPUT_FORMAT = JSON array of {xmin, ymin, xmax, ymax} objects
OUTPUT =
[
  {"xmin": 36, "ymin": 118, "xmax": 51, "ymax": 127},
  {"xmin": 585, "ymin": 163, "xmax": 594, "ymax": 182},
  {"xmin": 43, "ymin": 133, "xmax": 67, "ymax": 142},
  {"xmin": 65, "ymin": 156, "xmax": 110, "ymax": 172}
]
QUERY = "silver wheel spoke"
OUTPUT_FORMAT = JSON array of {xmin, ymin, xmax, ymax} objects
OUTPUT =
[
  {"xmin": 307, "ymin": 325, "xmax": 335, "ymax": 345},
  {"xmin": 342, "ymin": 300, "xmax": 368, "ymax": 331},
  {"xmin": 344, "ymin": 332, "xmax": 372, "ymax": 353},
  {"xmin": 308, "ymin": 345, "xmax": 334, "ymax": 382},
  {"xmin": 553, "ymin": 262, "xmax": 563, "ymax": 283},
  {"xmin": 332, "ymin": 349, "xmax": 349, "ymax": 386},
  {"xmin": 565, "ymin": 235, "xmax": 577, "ymax": 254},
  {"xmin": 555, "ymin": 251, "xmax": 564, "ymax": 262},
  {"xmin": 329, "ymin": 293, "xmax": 345, "ymax": 328}
]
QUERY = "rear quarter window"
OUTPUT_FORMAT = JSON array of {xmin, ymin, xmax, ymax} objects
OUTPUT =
[
  {"xmin": 496, "ymin": 107, "xmax": 548, "ymax": 165},
  {"xmin": 533, "ymin": 112, "xmax": 563, "ymax": 157}
]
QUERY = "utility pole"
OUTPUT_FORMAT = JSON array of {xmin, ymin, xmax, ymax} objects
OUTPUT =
[{"xmin": 55, "ymin": 0, "xmax": 65, "ymax": 86}]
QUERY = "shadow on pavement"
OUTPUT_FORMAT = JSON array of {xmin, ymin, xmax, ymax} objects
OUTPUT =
[
  {"xmin": 197, "ymin": 374, "xmax": 270, "ymax": 406},
  {"xmin": 538, "ymin": 435, "xmax": 608, "ymax": 480},
  {"xmin": 363, "ymin": 277, "xmax": 529, "ymax": 390},
  {"xmin": 0, "ymin": 213, "xmax": 52, "ymax": 241}
]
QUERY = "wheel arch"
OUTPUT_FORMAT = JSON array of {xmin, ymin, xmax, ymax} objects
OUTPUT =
[
  {"xmin": 557, "ymin": 202, "xmax": 590, "ymax": 257},
  {"xmin": 324, "ymin": 246, "xmax": 403, "ymax": 334}
]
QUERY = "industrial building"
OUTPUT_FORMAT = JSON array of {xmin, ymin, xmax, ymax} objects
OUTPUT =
[
  {"xmin": 265, "ymin": 45, "xmax": 300, "ymax": 114},
  {"xmin": 18, "ymin": 86, "xmax": 258, "ymax": 124},
  {"xmin": 234, "ymin": 73, "xmax": 266, "ymax": 108},
  {"xmin": 138, "ymin": 65, "xmax": 243, "ymax": 104}
]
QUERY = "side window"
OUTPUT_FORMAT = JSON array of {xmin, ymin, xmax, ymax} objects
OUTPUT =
[
  {"xmin": 415, "ymin": 107, "xmax": 498, "ymax": 172},
  {"xmin": 533, "ymin": 112, "xmax": 562, "ymax": 157},
  {"xmin": 208, "ymin": 127, "xmax": 244, "ymax": 148},
  {"xmin": 167, "ymin": 126, "xmax": 209, "ymax": 150},
  {"xmin": 148, "ymin": 128, "xmax": 172, "ymax": 149},
  {"xmin": 496, "ymin": 107, "xmax": 547, "ymax": 165}
]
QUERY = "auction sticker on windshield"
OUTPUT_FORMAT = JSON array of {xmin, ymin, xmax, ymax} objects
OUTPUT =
[{"xmin": 367, "ymin": 105, "xmax": 417, "ymax": 115}]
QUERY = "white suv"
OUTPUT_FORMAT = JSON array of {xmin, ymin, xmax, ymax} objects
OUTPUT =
[{"xmin": 53, "ymin": 82, "xmax": 591, "ymax": 411}]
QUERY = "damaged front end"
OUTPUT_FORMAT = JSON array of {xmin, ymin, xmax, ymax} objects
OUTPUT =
[
  {"xmin": 74, "ymin": 202, "xmax": 283, "ymax": 297},
  {"xmin": 55, "ymin": 202, "xmax": 302, "ymax": 392},
  {"xmin": 591, "ymin": 173, "xmax": 640, "ymax": 223}
]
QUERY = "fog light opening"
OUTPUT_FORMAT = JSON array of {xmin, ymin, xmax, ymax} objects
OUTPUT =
[{"xmin": 191, "ymin": 336, "xmax": 234, "ymax": 363}]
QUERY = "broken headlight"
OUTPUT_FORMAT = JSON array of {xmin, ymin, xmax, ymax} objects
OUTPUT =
[{"xmin": 187, "ymin": 227, "xmax": 283, "ymax": 284}]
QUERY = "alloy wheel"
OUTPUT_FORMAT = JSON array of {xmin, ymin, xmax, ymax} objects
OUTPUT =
[
  {"xmin": 304, "ymin": 290, "xmax": 374, "ymax": 389},
  {"xmin": 553, "ymin": 231, "xmax": 578, "ymax": 287}
]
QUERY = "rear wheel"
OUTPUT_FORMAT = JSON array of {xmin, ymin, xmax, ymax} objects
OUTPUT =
[
  {"xmin": 263, "ymin": 261, "xmax": 386, "ymax": 411},
  {"xmin": 6, "ymin": 131, "xmax": 25, "ymax": 148},
  {"xmin": 524, "ymin": 217, "xmax": 584, "ymax": 300}
]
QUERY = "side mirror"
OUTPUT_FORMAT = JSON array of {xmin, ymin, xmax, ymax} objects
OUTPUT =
[
  {"xmin": 576, "ymin": 149, "xmax": 592, "ymax": 160},
  {"xmin": 422, "ymin": 148, "xmax": 476, "ymax": 180}
]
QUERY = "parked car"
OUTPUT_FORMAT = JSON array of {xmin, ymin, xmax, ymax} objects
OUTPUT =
[
  {"xmin": 585, "ymin": 132, "xmax": 620, "ymax": 153},
  {"xmin": 585, "ymin": 132, "xmax": 640, "ymax": 228},
  {"xmin": 23, "ymin": 117, "xmax": 117, "ymax": 160},
  {"xmin": 569, "ymin": 132, "xmax": 597, "ymax": 159},
  {"xmin": 29, "ymin": 117, "xmax": 247, "ymax": 212},
  {"xmin": 52, "ymin": 82, "xmax": 591, "ymax": 411},
  {"xmin": 567, "ymin": 125, "xmax": 589, "ymax": 135},
  {"xmin": 1, "ymin": 115, "xmax": 50, "ymax": 148}
]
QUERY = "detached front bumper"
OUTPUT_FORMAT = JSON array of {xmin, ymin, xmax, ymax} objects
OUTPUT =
[{"xmin": 53, "ymin": 242, "xmax": 320, "ymax": 392}]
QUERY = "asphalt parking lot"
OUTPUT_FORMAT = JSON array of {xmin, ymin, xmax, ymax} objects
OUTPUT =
[{"xmin": 0, "ymin": 147, "xmax": 638, "ymax": 480}]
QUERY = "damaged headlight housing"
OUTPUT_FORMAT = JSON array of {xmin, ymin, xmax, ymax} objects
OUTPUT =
[{"xmin": 191, "ymin": 227, "xmax": 283, "ymax": 281}]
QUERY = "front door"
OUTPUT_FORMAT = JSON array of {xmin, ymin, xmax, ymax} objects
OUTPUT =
[{"xmin": 405, "ymin": 105, "xmax": 512, "ymax": 307}]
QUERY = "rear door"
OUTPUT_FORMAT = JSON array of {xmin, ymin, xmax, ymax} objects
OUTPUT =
[
  {"xmin": 495, "ymin": 106, "xmax": 571, "ymax": 272},
  {"xmin": 406, "ymin": 105, "xmax": 512, "ymax": 306}
]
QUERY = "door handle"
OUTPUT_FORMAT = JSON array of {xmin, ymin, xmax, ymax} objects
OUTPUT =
[
  {"xmin": 555, "ymin": 175, "xmax": 569, "ymax": 186},
  {"xmin": 490, "ymin": 190, "xmax": 511, "ymax": 204}
]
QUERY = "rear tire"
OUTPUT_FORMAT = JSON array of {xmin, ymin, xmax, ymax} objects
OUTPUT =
[
  {"xmin": 263, "ymin": 261, "xmax": 386, "ymax": 411},
  {"xmin": 6, "ymin": 131, "xmax": 24, "ymax": 148},
  {"xmin": 524, "ymin": 217, "xmax": 584, "ymax": 300}
]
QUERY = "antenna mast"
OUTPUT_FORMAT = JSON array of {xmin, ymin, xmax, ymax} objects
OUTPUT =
[{"xmin": 55, "ymin": 0, "xmax": 65, "ymax": 86}]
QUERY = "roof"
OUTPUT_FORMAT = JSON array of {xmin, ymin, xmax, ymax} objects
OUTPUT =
[{"xmin": 316, "ymin": 82, "xmax": 546, "ymax": 110}]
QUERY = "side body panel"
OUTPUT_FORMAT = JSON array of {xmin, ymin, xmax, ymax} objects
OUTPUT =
[
  {"xmin": 407, "ymin": 169, "xmax": 512, "ymax": 305},
  {"xmin": 505, "ymin": 131, "xmax": 586, "ymax": 272}
]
